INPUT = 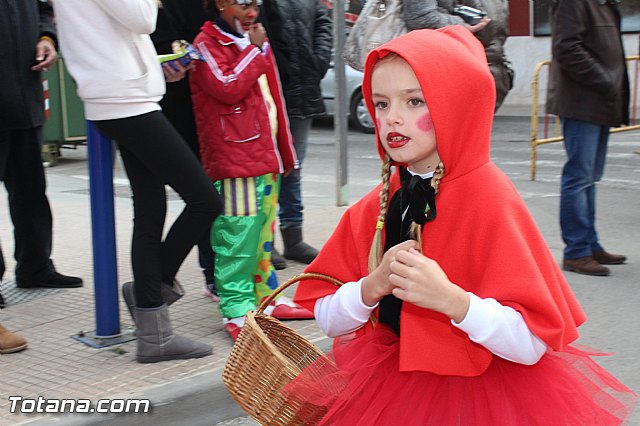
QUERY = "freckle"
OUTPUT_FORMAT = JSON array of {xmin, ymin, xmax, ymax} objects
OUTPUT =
[{"xmin": 417, "ymin": 114, "xmax": 434, "ymax": 132}]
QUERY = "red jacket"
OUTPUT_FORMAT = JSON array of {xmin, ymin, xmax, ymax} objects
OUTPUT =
[
  {"xmin": 295, "ymin": 27, "xmax": 586, "ymax": 377},
  {"xmin": 190, "ymin": 22, "xmax": 297, "ymax": 180}
]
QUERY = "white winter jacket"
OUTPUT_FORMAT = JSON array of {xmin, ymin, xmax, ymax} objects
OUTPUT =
[{"xmin": 54, "ymin": 0, "xmax": 165, "ymax": 120}]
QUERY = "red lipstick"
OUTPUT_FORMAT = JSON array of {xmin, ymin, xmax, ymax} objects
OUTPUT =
[{"xmin": 386, "ymin": 132, "xmax": 409, "ymax": 148}]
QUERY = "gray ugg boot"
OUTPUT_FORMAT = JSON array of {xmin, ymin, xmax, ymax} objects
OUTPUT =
[
  {"xmin": 135, "ymin": 304, "xmax": 212, "ymax": 363},
  {"xmin": 281, "ymin": 225, "xmax": 319, "ymax": 264},
  {"xmin": 122, "ymin": 280, "xmax": 185, "ymax": 323},
  {"xmin": 160, "ymin": 279, "xmax": 185, "ymax": 305}
]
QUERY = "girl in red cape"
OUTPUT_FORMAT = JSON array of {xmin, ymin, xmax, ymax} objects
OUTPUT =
[{"xmin": 285, "ymin": 27, "xmax": 637, "ymax": 425}]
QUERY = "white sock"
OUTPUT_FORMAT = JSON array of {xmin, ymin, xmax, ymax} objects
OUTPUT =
[{"xmin": 223, "ymin": 316, "xmax": 245, "ymax": 327}]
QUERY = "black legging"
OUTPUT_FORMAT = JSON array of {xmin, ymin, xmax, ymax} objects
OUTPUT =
[{"xmin": 94, "ymin": 111, "xmax": 221, "ymax": 308}]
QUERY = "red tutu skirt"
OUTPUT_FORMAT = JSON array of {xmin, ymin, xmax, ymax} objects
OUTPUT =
[{"xmin": 282, "ymin": 326, "xmax": 637, "ymax": 425}]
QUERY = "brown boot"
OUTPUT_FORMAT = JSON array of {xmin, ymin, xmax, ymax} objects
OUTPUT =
[
  {"xmin": 592, "ymin": 250, "xmax": 626, "ymax": 265},
  {"xmin": 563, "ymin": 257, "xmax": 610, "ymax": 276},
  {"xmin": 0, "ymin": 325, "xmax": 28, "ymax": 354}
]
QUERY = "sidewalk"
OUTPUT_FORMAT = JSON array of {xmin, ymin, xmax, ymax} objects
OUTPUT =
[
  {"xmin": 0, "ymin": 143, "xmax": 344, "ymax": 425},
  {"xmin": 1, "ymin": 112, "xmax": 639, "ymax": 425}
]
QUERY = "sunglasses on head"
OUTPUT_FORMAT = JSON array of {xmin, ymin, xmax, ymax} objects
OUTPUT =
[{"xmin": 234, "ymin": 0, "xmax": 263, "ymax": 6}]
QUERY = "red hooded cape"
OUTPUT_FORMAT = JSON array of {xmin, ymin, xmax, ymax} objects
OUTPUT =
[{"xmin": 295, "ymin": 27, "xmax": 586, "ymax": 377}]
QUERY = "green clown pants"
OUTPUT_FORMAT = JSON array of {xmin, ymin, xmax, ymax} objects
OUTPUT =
[{"xmin": 212, "ymin": 173, "xmax": 280, "ymax": 319}]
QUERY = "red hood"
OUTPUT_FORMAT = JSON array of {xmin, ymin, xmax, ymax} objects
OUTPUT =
[
  {"xmin": 295, "ymin": 27, "xmax": 585, "ymax": 376},
  {"xmin": 362, "ymin": 26, "xmax": 495, "ymax": 183}
]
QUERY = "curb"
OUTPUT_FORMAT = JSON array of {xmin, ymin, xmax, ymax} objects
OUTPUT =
[{"xmin": 20, "ymin": 338, "xmax": 334, "ymax": 426}]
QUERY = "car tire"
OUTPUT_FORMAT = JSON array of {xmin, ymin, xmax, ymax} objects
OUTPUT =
[{"xmin": 350, "ymin": 89, "xmax": 375, "ymax": 134}]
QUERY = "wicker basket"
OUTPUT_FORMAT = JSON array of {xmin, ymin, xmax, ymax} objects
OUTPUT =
[{"xmin": 222, "ymin": 272, "xmax": 343, "ymax": 426}]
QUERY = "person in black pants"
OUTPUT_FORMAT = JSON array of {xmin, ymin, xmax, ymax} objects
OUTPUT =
[
  {"xmin": 151, "ymin": 1, "xmax": 218, "ymax": 298},
  {"xmin": 94, "ymin": 113, "xmax": 220, "ymax": 309},
  {"xmin": 54, "ymin": 0, "xmax": 222, "ymax": 363},
  {"xmin": 0, "ymin": 0, "xmax": 82, "ymax": 291}
]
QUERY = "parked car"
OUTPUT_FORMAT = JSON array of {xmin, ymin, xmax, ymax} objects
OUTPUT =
[{"xmin": 320, "ymin": 63, "xmax": 375, "ymax": 133}]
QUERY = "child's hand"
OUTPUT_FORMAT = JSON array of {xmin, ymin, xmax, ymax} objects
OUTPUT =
[
  {"xmin": 248, "ymin": 23, "xmax": 266, "ymax": 49},
  {"xmin": 361, "ymin": 240, "xmax": 420, "ymax": 307},
  {"xmin": 162, "ymin": 61, "xmax": 195, "ymax": 83},
  {"xmin": 389, "ymin": 248, "xmax": 470, "ymax": 323}
]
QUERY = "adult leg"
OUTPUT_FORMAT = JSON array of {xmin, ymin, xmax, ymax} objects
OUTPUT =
[
  {"xmin": 586, "ymin": 126, "xmax": 610, "ymax": 254},
  {"xmin": 94, "ymin": 111, "xmax": 219, "ymax": 362},
  {"xmin": 559, "ymin": 118, "xmax": 609, "ymax": 276},
  {"xmin": 279, "ymin": 117, "xmax": 318, "ymax": 264},
  {"xmin": 588, "ymin": 127, "xmax": 626, "ymax": 265},
  {"xmin": 5, "ymin": 128, "xmax": 53, "ymax": 280},
  {"xmin": 198, "ymin": 230, "xmax": 217, "ymax": 298},
  {"xmin": 0, "ymin": 243, "xmax": 4, "ymax": 308},
  {"xmin": 95, "ymin": 111, "xmax": 221, "ymax": 307},
  {"xmin": 113, "ymin": 142, "xmax": 167, "ymax": 308},
  {"xmin": 160, "ymin": 81, "xmax": 217, "ymax": 287},
  {"xmin": 0, "ymin": 136, "xmax": 7, "ymax": 309},
  {"xmin": 3, "ymin": 128, "xmax": 82, "ymax": 288}
]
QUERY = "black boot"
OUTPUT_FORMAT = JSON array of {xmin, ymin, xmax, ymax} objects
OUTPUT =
[
  {"xmin": 271, "ymin": 248, "xmax": 288, "ymax": 270},
  {"xmin": 281, "ymin": 225, "xmax": 319, "ymax": 264}
]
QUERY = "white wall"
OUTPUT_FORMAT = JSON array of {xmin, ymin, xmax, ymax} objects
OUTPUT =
[{"xmin": 502, "ymin": 34, "xmax": 640, "ymax": 110}]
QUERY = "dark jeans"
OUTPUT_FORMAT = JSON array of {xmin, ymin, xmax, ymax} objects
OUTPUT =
[
  {"xmin": 560, "ymin": 117, "xmax": 609, "ymax": 260},
  {"xmin": 278, "ymin": 117, "xmax": 312, "ymax": 227},
  {"xmin": 0, "ymin": 127, "xmax": 56, "ymax": 281},
  {"xmin": 94, "ymin": 111, "xmax": 222, "ymax": 308}
]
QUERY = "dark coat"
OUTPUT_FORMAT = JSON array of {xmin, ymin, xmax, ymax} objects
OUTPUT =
[
  {"xmin": 402, "ymin": 0, "xmax": 514, "ymax": 111},
  {"xmin": 260, "ymin": 0, "xmax": 333, "ymax": 119},
  {"xmin": 151, "ymin": 4, "xmax": 211, "ymax": 157},
  {"xmin": 0, "ymin": 0, "xmax": 56, "ymax": 131},
  {"xmin": 546, "ymin": 0, "xmax": 629, "ymax": 127},
  {"xmin": 159, "ymin": 0, "xmax": 214, "ymax": 47}
]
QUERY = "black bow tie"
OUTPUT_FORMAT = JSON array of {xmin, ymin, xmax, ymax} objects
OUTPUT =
[{"xmin": 399, "ymin": 168, "xmax": 437, "ymax": 226}]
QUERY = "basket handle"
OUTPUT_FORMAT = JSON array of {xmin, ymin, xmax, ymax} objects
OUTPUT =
[{"xmin": 257, "ymin": 272, "xmax": 344, "ymax": 314}]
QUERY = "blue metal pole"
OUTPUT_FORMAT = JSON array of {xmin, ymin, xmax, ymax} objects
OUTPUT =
[{"xmin": 87, "ymin": 121, "xmax": 120, "ymax": 337}]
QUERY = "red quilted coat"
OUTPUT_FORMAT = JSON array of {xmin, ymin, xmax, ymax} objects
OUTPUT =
[{"xmin": 190, "ymin": 22, "xmax": 297, "ymax": 180}]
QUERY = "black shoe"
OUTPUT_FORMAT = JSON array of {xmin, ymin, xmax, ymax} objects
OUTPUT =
[
  {"xmin": 17, "ymin": 272, "xmax": 83, "ymax": 289},
  {"xmin": 271, "ymin": 248, "xmax": 288, "ymax": 270}
]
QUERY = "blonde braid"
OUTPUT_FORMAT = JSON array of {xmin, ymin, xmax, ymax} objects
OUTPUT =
[
  {"xmin": 431, "ymin": 162, "xmax": 445, "ymax": 193},
  {"xmin": 408, "ymin": 161, "xmax": 445, "ymax": 251},
  {"xmin": 368, "ymin": 155, "xmax": 392, "ymax": 272}
]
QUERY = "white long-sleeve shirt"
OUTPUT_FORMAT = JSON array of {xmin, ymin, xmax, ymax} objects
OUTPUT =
[{"xmin": 314, "ymin": 279, "xmax": 547, "ymax": 365}]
